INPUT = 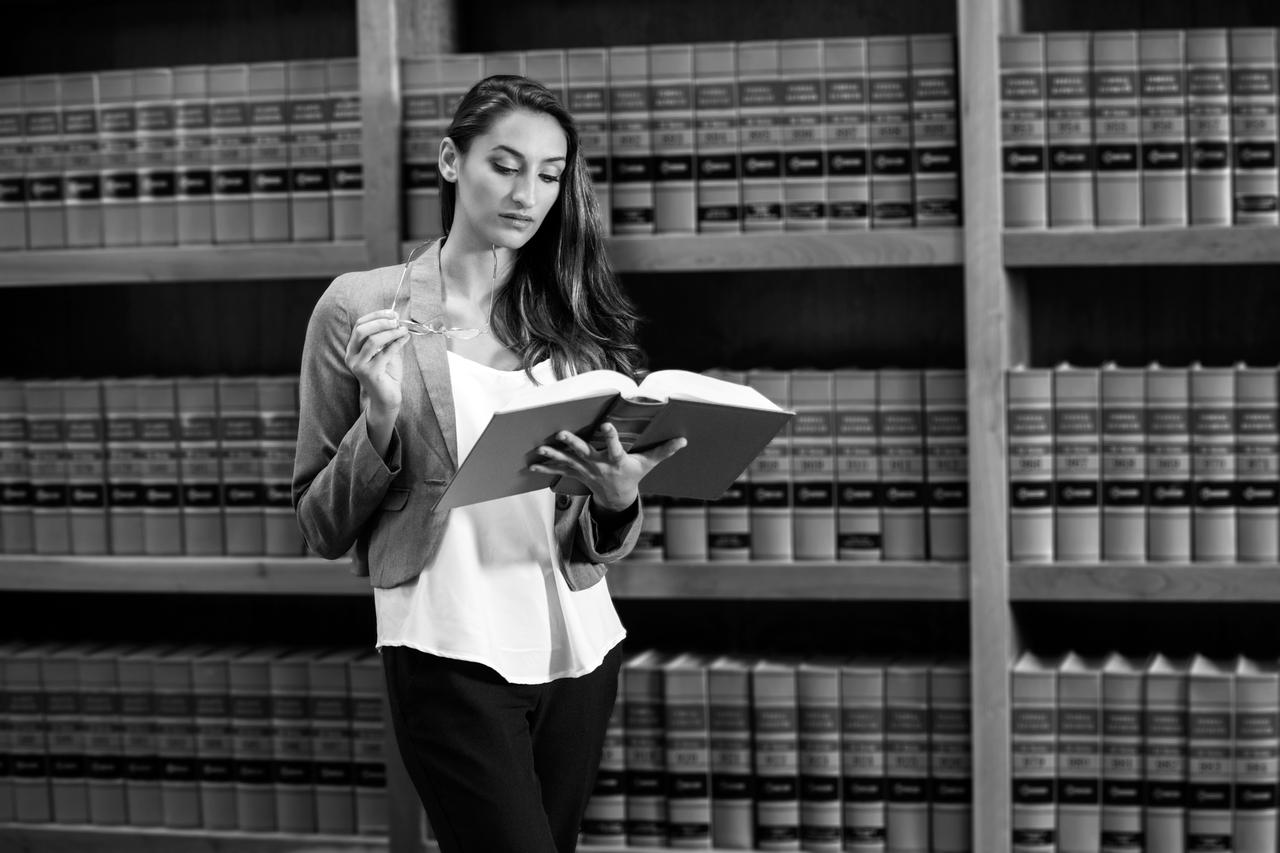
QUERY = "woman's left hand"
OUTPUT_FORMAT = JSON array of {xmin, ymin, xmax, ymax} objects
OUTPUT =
[{"xmin": 530, "ymin": 423, "xmax": 686, "ymax": 511}]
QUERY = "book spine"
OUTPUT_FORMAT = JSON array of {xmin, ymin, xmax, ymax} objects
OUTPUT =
[
  {"xmin": 270, "ymin": 657, "xmax": 315, "ymax": 833},
  {"xmin": 0, "ymin": 78, "xmax": 26, "ymax": 249},
  {"xmin": 525, "ymin": 49, "xmax": 566, "ymax": 103},
  {"xmin": 754, "ymin": 663, "xmax": 801, "ymax": 852},
  {"xmin": 247, "ymin": 63, "xmax": 289, "ymax": 242},
  {"xmin": 286, "ymin": 60, "xmax": 331, "ymax": 241},
  {"xmin": 1235, "ymin": 367, "xmax": 1280, "ymax": 562},
  {"xmin": 0, "ymin": 380, "xmax": 33, "ymax": 553},
  {"xmin": 98, "ymin": 71, "xmax": 140, "ymax": 246},
  {"xmin": 664, "ymin": 660, "xmax": 712, "ymax": 849},
  {"xmin": 748, "ymin": 370, "xmax": 794, "ymax": 561},
  {"xmin": 82, "ymin": 653, "xmax": 126, "ymax": 825},
  {"xmin": 154, "ymin": 654, "xmax": 200, "ymax": 828},
  {"xmin": 1139, "ymin": 30, "xmax": 1188, "ymax": 227},
  {"xmin": 1144, "ymin": 661, "xmax": 1188, "ymax": 853},
  {"xmin": 836, "ymin": 370, "xmax": 881, "ymax": 560},
  {"xmin": 1057, "ymin": 665, "xmax": 1102, "ymax": 853},
  {"xmin": 706, "ymin": 370, "xmax": 752, "ymax": 560},
  {"xmin": 651, "ymin": 43, "xmax": 696, "ymax": 234},
  {"xmin": 401, "ymin": 56, "xmax": 443, "ymax": 242},
  {"xmin": 348, "ymin": 653, "xmax": 388, "ymax": 835},
  {"xmin": 1190, "ymin": 366, "xmax": 1236, "ymax": 562},
  {"xmin": 178, "ymin": 380, "xmax": 223, "ymax": 555},
  {"xmin": 567, "ymin": 48, "xmax": 611, "ymax": 235},
  {"xmin": 61, "ymin": 72, "xmax": 103, "ymax": 247},
  {"xmin": 194, "ymin": 651, "xmax": 237, "ymax": 830},
  {"xmin": 581, "ymin": 677, "xmax": 626, "ymax": 846},
  {"xmin": 823, "ymin": 37, "xmax": 870, "ymax": 231},
  {"xmin": 693, "ymin": 42, "xmax": 740, "ymax": 233},
  {"xmin": 1053, "ymin": 366, "xmax": 1102, "ymax": 562},
  {"xmin": 231, "ymin": 657, "xmax": 276, "ymax": 831},
  {"xmin": 10, "ymin": 651, "xmax": 52, "ymax": 822},
  {"xmin": 103, "ymin": 381, "xmax": 143, "ymax": 554},
  {"xmin": 709, "ymin": 661, "xmax": 754, "ymax": 849},
  {"xmin": 841, "ymin": 664, "xmax": 886, "ymax": 853},
  {"xmin": 1230, "ymin": 29, "xmax": 1280, "ymax": 225},
  {"xmin": 25, "ymin": 380, "xmax": 69, "ymax": 554},
  {"xmin": 878, "ymin": 370, "xmax": 926, "ymax": 560},
  {"xmin": 1046, "ymin": 32, "xmax": 1095, "ymax": 228},
  {"xmin": 798, "ymin": 664, "xmax": 842, "ymax": 851},
  {"xmin": 309, "ymin": 655, "xmax": 354, "ymax": 835},
  {"xmin": 1185, "ymin": 30, "xmax": 1233, "ymax": 226},
  {"xmin": 209, "ymin": 64, "xmax": 252, "ymax": 243},
  {"xmin": 138, "ymin": 379, "xmax": 183, "ymax": 556},
  {"xmin": 1101, "ymin": 367, "xmax": 1148, "ymax": 562},
  {"xmin": 326, "ymin": 58, "xmax": 363, "ymax": 241},
  {"xmin": 1147, "ymin": 367, "xmax": 1193, "ymax": 562},
  {"xmin": 219, "ymin": 377, "xmax": 265, "ymax": 556},
  {"xmin": 1000, "ymin": 34, "xmax": 1048, "ymax": 228},
  {"xmin": 63, "ymin": 380, "xmax": 108, "ymax": 555},
  {"xmin": 1101, "ymin": 662, "xmax": 1143, "ymax": 853},
  {"xmin": 625, "ymin": 655, "xmax": 668, "ymax": 847},
  {"xmin": 630, "ymin": 493, "xmax": 666, "ymax": 562},
  {"xmin": 23, "ymin": 75, "xmax": 66, "ymax": 248},
  {"xmin": 929, "ymin": 664, "xmax": 972, "ymax": 853},
  {"xmin": 738, "ymin": 40, "xmax": 785, "ymax": 233},
  {"xmin": 780, "ymin": 39, "xmax": 827, "ymax": 232},
  {"xmin": 868, "ymin": 37, "xmax": 914, "ymax": 228},
  {"xmin": 119, "ymin": 652, "xmax": 162, "ymax": 826},
  {"xmin": 174, "ymin": 65, "xmax": 214, "ymax": 245},
  {"xmin": 135, "ymin": 68, "xmax": 177, "ymax": 246},
  {"xmin": 1234, "ymin": 663, "xmax": 1279, "ymax": 853},
  {"xmin": 663, "ymin": 497, "xmax": 708, "ymax": 562},
  {"xmin": 1012, "ymin": 657, "xmax": 1057, "ymax": 853},
  {"xmin": 1008, "ymin": 369, "xmax": 1055, "ymax": 563},
  {"xmin": 482, "ymin": 50, "xmax": 524, "ymax": 78},
  {"xmin": 44, "ymin": 652, "xmax": 89, "ymax": 823},
  {"xmin": 1092, "ymin": 32, "xmax": 1141, "ymax": 228},
  {"xmin": 791, "ymin": 371, "xmax": 836, "ymax": 561},
  {"xmin": 259, "ymin": 377, "xmax": 304, "ymax": 556},
  {"xmin": 924, "ymin": 369, "xmax": 969, "ymax": 562},
  {"xmin": 1186, "ymin": 661, "xmax": 1233, "ymax": 853},
  {"xmin": 910, "ymin": 33, "xmax": 960, "ymax": 228},
  {"xmin": 609, "ymin": 46, "xmax": 655, "ymax": 235}
]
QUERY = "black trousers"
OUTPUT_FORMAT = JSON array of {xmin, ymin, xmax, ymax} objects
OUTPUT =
[{"xmin": 382, "ymin": 644, "xmax": 622, "ymax": 853}]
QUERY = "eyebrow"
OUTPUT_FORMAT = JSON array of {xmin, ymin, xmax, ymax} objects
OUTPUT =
[{"xmin": 491, "ymin": 144, "xmax": 566, "ymax": 164}]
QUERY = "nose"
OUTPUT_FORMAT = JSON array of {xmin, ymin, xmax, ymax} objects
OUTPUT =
[{"xmin": 510, "ymin": 173, "xmax": 536, "ymax": 208}]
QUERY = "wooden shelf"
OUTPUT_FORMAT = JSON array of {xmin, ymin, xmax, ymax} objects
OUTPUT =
[
  {"xmin": 1004, "ymin": 225, "xmax": 1280, "ymax": 268},
  {"xmin": 0, "ymin": 243, "xmax": 369, "ymax": 287},
  {"xmin": 0, "ymin": 556, "xmax": 369, "ymax": 596},
  {"xmin": 608, "ymin": 560, "xmax": 968, "ymax": 600},
  {"xmin": 1011, "ymin": 562, "xmax": 1280, "ymax": 602},
  {"xmin": 0, "ymin": 824, "xmax": 386, "ymax": 853}
]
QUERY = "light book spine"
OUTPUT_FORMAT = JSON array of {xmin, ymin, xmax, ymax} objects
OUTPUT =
[
  {"xmin": 885, "ymin": 662, "xmax": 930, "ymax": 853},
  {"xmin": 401, "ymin": 55, "xmax": 443, "ymax": 242},
  {"xmin": 1100, "ymin": 366, "xmax": 1147, "ymax": 562},
  {"xmin": 609, "ymin": 46, "xmax": 655, "ymax": 235},
  {"xmin": 1008, "ymin": 368, "xmax": 1055, "ymax": 563},
  {"xmin": 867, "ymin": 37, "xmax": 914, "ymax": 228},
  {"xmin": 269, "ymin": 650, "xmax": 315, "ymax": 832},
  {"xmin": 708, "ymin": 656, "xmax": 754, "ymax": 850},
  {"xmin": 624, "ymin": 649, "xmax": 669, "ymax": 847},
  {"xmin": 1092, "ymin": 32, "xmax": 1141, "ymax": 228},
  {"xmin": 308, "ymin": 650, "xmax": 355, "ymax": 835},
  {"xmin": 664, "ymin": 496, "xmax": 708, "ymax": 562},
  {"xmin": 780, "ymin": 38, "xmax": 827, "ymax": 231},
  {"xmin": 798, "ymin": 660, "xmax": 842, "ymax": 851},
  {"xmin": 154, "ymin": 646, "xmax": 202, "ymax": 828},
  {"xmin": 209, "ymin": 64, "xmax": 252, "ymax": 243},
  {"xmin": 910, "ymin": 33, "xmax": 960, "ymax": 227},
  {"xmin": 1229, "ymin": 29, "xmax": 1280, "ymax": 225},
  {"xmin": 193, "ymin": 647, "xmax": 237, "ymax": 830},
  {"xmin": 43, "ymin": 647, "xmax": 89, "ymax": 824},
  {"xmin": 177, "ymin": 378, "xmax": 222, "ymax": 555},
  {"xmin": 1100, "ymin": 653, "xmax": 1145, "ymax": 853},
  {"xmin": 63, "ymin": 380, "xmax": 107, "ymax": 555},
  {"xmin": 753, "ymin": 659, "xmax": 801, "ymax": 851},
  {"xmin": 630, "ymin": 494, "xmax": 665, "ymax": 562},
  {"xmin": 1186, "ymin": 656, "xmax": 1234, "ymax": 853},
  {"xmin": 1190, "ymin": 365, "xmax": 1236, "ymax": 562},
  {"xmin": 1012, "ymin": 652, "xmax": 1058, "ymax": 853},
  {"xmin": 1053, "ymin": 365, "xmax": 1101, "ymax": 563},
  {"xmin": 1235, "ymin": 366, "xmax": 1280, "ymax": 561},
  {"xmin": 878, "ymin": 370, "xmax": 926, "ymax": 560},
  {"xmin": 790, "ymin": 371, "xmax": 836, "ymax": 561},
  {"xmin": 218, "ymin": 377, "xmax": 264, "ymax": 556},
  {"xmin": 738, "ymin": 40, "xmax": 785, "ymax": 232},
  {"xmin": 138, "ymin": 378, "xmax": 182, "ymax": 556},
  {"xmin": 97, "ymin": 71, "xmax": 140, "ymax": 246},
  {"xmin": 823, "ymin": 37, "xmax": 870, "ymax": 230},
  {"xmin": 929, "ymin": 662, "xmax": 972, "ymax": 853},
  {"xmin": 1144, "ymin": 655, "xmax": 1189, "ymax": 853},
  {"xmin": 348, "ymin": 650, "xmax": 388, "ymax": 835},
  {"xmin": 1146, "ymin": 366, "xmax": 1193, "ymax": 562},
  {"xmin": 1057, "ymin": 653, "xmax": 1102, "ymax": 853},
  {"xmin": 650, "ymin": 43, "xmax": 697, "ymax": 234},
  {"xmin": 1139, "ymin": 30, "xmax": 1188, "ymax": 227},
  {"xmin": 0, "ymin": 643, "xmax": 20, "ymax": 819},
  {"xmin": 663, "ymin": 653, "xmax": 712, "ymax": 849},
  {"xmin": 567, "ymin": 48, "xmax": 611, "ymax": 235},
  {"xmin": 135, "ymin": 67, "xmax": 177, "ymax": 246},
  {"xmin": 0, "ymin": 78, "xmax": 26, "ymax": 249},
  {"xmin": 82, "ymin": 646, "xmax": 126, "ymax": 825},
  {"xmin": 581, "ymin": 671, "xmax": 626, "ymax": 846},
  {"xmin": 748, "ymin": 370, "xmax": 794, "ymax": 561},
  {"xmin": 23, "ymin": 75, "xmax": 66, "ymax": 248},
  {"xmin": 836, "ymin": 370, "xmax": 881, "ymax": 560},
  {"xmin": 61, "ymin": 72, "xmax": 103, "ymax": 247},
  {"xmin": 841, "ymin": 660, "xmax": 887, "ymax": 852},
  {"xmin": 706, "ymin": 369, "xmax": 751, "ymax": 560},
  {"xmin": 285, "ymin": 60, "xmax": 331, "ymax": 241},
  {"xmin": 1185, "ymin": 30, "xmax": 1233, "ymax": 226},
  {"xmin": 230, "ymin": 649, "xmax": 277, "ymax": 831},
  {"xmin": 25, "ymin": 380, "xmax": 69, "ymax": 554},
  {"xmin": 693, "ymin": 42, "xmax": 740, "ymax": 233},
  {"xmin": 247, "ymin": 62, "xmax": 289, "ymax": 242},
  {"xmin": 259, "ymin": 376, "xmax": 303, "ymax": 556},
  {"xmin": 326, "ymin": 58, "xmax": 363, "ymax": 241},
  {"xmin": 9, "ymin": 645, "xmax": 53, "ymax": 822},
  {"xmin": 0, "ymin": 380, "xmax": 33, "ymax": 553},
  {"xmin": 103, "ymin": 379, "xmax": 142, "ymax": 556},
  {"xmin": 118, "ymin": 647, "xmax": 163, "ymax": 826},
  {"xmin": 1000, "ymin": 34, "xmax": 1048, "ymax": 228},
  {"xmin": 924, "ymin": 369, "xmax": 968, "ymax": 562},
  {"xmin": 1233, "ymin": 657, "xmax": 1279, "ymax": 853},
  {"xmin": 525, "ymin": 50, "xmax": 566, "ymax": 102},
  {"xmin": 1045, "ymin": 32, "xmax": 1095, "ymax": 228},
  {"xmin": 174, "ymin": 65, "xmax": 214, "ymax": 245}
]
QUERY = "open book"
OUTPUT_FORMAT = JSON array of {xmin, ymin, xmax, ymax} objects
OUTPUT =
[{"xmin": 434, "ymin": 369, "xmax": 793, "ymax": 511}]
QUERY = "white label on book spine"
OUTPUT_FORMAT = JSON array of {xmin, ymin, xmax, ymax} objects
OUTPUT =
[
  {"xmin": 1092, "ymin": 33, "xmax": 1141, "ymax": 228},
  {"xmin": 1101, "ymin": 368, "xmax": 1147, "ymax": 561},
  {"xmin": 1008, "ymin": 370, "xmax": 1054, "ymax": 563},
  {"xmin": 1000, "ymin": 35, "xmax": 1047, "ymax": 229},
  {"xmin": 1146, "ymin": 368, "xmax": 1192, "ymax": 562},
  {"xmin": 1046, "ymin": 33, "xmax": 1095, "ymax": 228},
  {"xmin": 1190, "ymin": 367, "xmax": 1235, "ymax": 562},
  {"xmin": 1054, "ymin": 368, "xmax": 1101, "ymax": 562},
  {"xmin": 1186, "ymin": 30, "xmax": 1232, "ymax": 225}
]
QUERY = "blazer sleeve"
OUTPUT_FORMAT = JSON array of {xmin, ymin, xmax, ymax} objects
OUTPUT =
[
  {"xmin": 292, "ymin": 277, "xmax": 402, "ymax": 559},
  {"xmin": 574, "ymin": 497, "xmax": 644, "ymax": 563}
]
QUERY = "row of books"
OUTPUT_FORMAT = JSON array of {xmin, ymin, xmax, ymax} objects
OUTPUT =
[
  {"xmin": 404, "ymin": 36, "xmax": 960, "ymax": 239},
  {"xmin": 0, "ymin": 375, "xmax": 305, "ymax": 557},
  {"xmin": 1001, "ymin": 28, "xmax": 1280, "ymax": 230},
  {"xmin": 0, "ymin": 58, "xmax": 363, "ymax": 250},
  {"xmin": 585, "ymin": 650, "xmax": 971, "ymax": 852},
  {"xmin": 0, "ymin": 642, "xmax": 387, "ymax": 835},
  {"xmin": 1013, "ymin": 650, "xmax": 1280, "ymax": 853},
  {"xmin": 1008, "ymin": 364, "xmax": 1280, "ymax": 564}
]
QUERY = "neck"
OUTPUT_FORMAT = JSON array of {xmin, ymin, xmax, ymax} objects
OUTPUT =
[{"xmin": 439, "ymin": 229, "xmax": 516, "ymax": 301}]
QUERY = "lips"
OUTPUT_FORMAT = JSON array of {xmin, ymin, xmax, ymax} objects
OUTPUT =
[{"xmin": 501, "ymin": 213, "xmax": 534, "ymax": 224}]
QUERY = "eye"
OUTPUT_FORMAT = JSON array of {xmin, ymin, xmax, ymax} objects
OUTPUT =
[
  {"xmin": 540, "ymin": 174, "xmax": 562, "ymax": 184},
  {"xmin": 492, "ymin": 163, "xmax": 518, "ymax": 176}
]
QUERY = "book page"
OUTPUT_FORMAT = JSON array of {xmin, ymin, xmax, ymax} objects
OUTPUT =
[
  {"xmin": 498, "ymin": 369, "xmax": 639, "ymax": 413},
  {"xmin": 637, "ymin": 369, "xmax": 782, "ymax": 410}
]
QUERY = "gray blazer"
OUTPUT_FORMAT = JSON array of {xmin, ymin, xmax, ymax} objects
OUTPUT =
[{"xmin": 292, "ymin": 240, "xmax": 642, "ymax": 590}]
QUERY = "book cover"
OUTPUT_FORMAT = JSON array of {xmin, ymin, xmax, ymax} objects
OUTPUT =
[
  {"xmin": 651, "ymin": 43, "xmax": 697, "ymax": 234},
  {"xmin": 308, "ymin": 648, "xmax": 357, "ymax": 835},
  {"xmin": 582, "ymin": 665, "xmax": 626, "ymax": 846},
  {"xmin": 791, "ymin": 370, "xmax": 836, "ymax": 561},
  {"xmin": 747, "ymin": 369, "xmax": 794, "ymax": 561},
  {"xmin": 1234, "ymin": 657, "xmax": 1279, "ymax": 853},
  {"xmin": 924, "ymin": 369, "xmax": 968, "ymax": 562},
  {"xmin": 326, "ymin": 58, "xmax": 363, "ymax": 241},
  {"xmin": 693, "ymin": 42, "xmax": 740, "ymax": 233},
  {"xmin": 1045, "ymin": 32, "xmax": 1095, "ymax": 228},
  {"xmin": 878, "ymin": 370, "xmax": 926, "ymax": 561},
  {"xmin": 566, "ymin": 48, "xmax": 611, "ymax": 235},
  {"xmin": 526, "ymin": 50, "xmax": 566, "ymax": 102},
  {"xmin": 1185, "ymin": 30, "xmax": 1232, "ymax": 226},
  {"xmin": 230, "ymin": 647, "xmax": 278, "ymax": 831},
  {"xmin": 0, "ymin": 78, "xmax": 25, "ymax": 249},
  {"xmin": 209, "ymin": 64, "xmax": 252, "ymax": 243},
  {"xmin": 348, "ymin": 648, "xmax": 389, "ymax": 835},
  {"xmin": 1229, "ymin": 29, "xmax": 1279, "ymax": 225},
  {"xmin": 609, "ymin": 45, "xmax": 655, "ymax": 235},
  {"xmin": 1139, "ymin": 30, "xmax": 1188, "ymax": 227},
  {"xmin": 174, "ymin": 65, "xmax": 215, "ymax": 245},
  {"xmin": 1100, "ymin": 653, "xmax": 1145, "ymax": 853},
  {"xmin": 841, "ymin": 659, "xmax": 886, "ymax": 853},
  {"xmin": 61, "ymin": 72, "xmax": 103, "ymax": 247},
  {"xmin": 25, "ymin": 379, "xmax": 69, "ymax": 555},
  {"xmin": 1186, "ymin": 656, "xmax": 1233, "ymax": 853},
  {"xmin": 753, "ymin": 658, "xmax": 801, "ymax": 851},
  {"xmin": 1144, "ymin": 654, "xmax": 1189, "ymax": 853},
  {"xmin": 138, "ymin": 378, "xmax": 182, "ymax": 556},
  {"xmin": 1053, "ymin": 365, "xmax": 1101, "ymax": 563},
  {"xmin": 135, "ymin": 67, "xmax": 178, "ymax": 246},
  {"xmin": 1000, "ymin": 34, "xmax": 1048, "ymax": 229},
  {"xmin": 738, "ymin": 40, "xmax": 785, "ymax": 232},
  {"xmin": 780, "ymin": 38, "xmax": 827, "ymax": 231},
  {"xmin": 402, "ymin": 54, "xmax": 443, "ymax": 242},
  {"xmin": 269, "ymin": 648, "xmax": 315, "ymax": 833},
  {"xmin": 81, "ymin": 644, "xmax": 128, "ymax": 825},
  {"xmin": 836, "ymin": 370, "xmax": 881, "ymax": 560},
  {"xmin": 9, "ymin": 643, "xmax": 56, "ymax": 822},
  {"xmin": 909, "ymin": 33, "xmax": 960, "ymax": 228},
  {"xmin": 218, "ymin": 377, "xmax": 265, "ymax": 556},
  {"xmin": 176, "ymin": 377, "xmax": 222, "ymax": 555},
  {"xmin": 663, "ymin": 496, "xmax": 708, "ymax": 562},
  {"xmin": 193, "ymin": 646, "xmax": 238, "ymax": 830},
  {"xmin": 118, "ymin": 645, "xmax": 165, "ymax": 826},
  {"xmin": 23, "ymin": 75, "xmax": 65, "ymax": 248},
  {"xmin": 1056, "ymin": 653, "xmax": 1102, "ymax": 853},
  {"xmin": 1092, "ymin": 32, "xmax": 1141, "ymax": 228},
  {"xmin": 705, "ymin": 369, "xmax": 752, "ymax": 561},
  {"xmin": 1008, "ymin": 368, "xmax": 1055, "ymax": 563},
  {"xmin": 247, "ymin": 62, "xmax": 289, "ymax": 242},
  {"xmin": 798, "ymin": 659, "xmax": 842, "ymax": 851},
  {"xmin": 285, "ymin": 60, "xmax": 331, "ymax": 242},
  {"xmin": 708, "ymin": 655, "xmax": 755, "ymax": 849},
  {"xmin": 823, "ymin": 37, "xmax": 870, "ymax": 230},
  {"xmin": 867, "ymin": 36, "xmax": 913, "ymax": 229},
  {"xmin": 1146, "ymin": 365, "xmax": 1192, "ymax": 562},
  {"xmin": 885, "ymin": 661, "xmax": 930, "ymax": 853},
  {"xmin": 154, "ymin": 644, "xmax": 204, "ymax": 828},
  {"xmin": 624, "ymin": 648, "xmax": 670, "ymax": 848},
  {"xmin": 928, "ymin": 661, "xmax": 971, "ymax": 853},
  {"xmin": 663, "ymin": 652, "xmax": 713, "ymax": 849},
  {"xmin": 1190, "ymin": 364, "xmax": 1236, "ymax": 562},
  {"xmin": 103, "ymin": 380, "xmax": 143, "ymax": 554},
  {"xmin": 1012, "ymin": 652, "xmax": 1058, "ymax": 853},
  {"xmin": 436, "ymin": 368, "xmax": 790, "ymax": 511},
  {"xmin": 258, "ymin": 376, "xmax": 303, "ymax": 556},
  {"xmin": 42, "ymin": 644, "xmax": 91, "ymax": 824},
  {"xmin": 63, "ymin": 379, "xmax": 107, "ymax": 554},
  {"xmin": 1100, "ymin": 366, "xmax": 1147, "ymax": 562},
  {"xmin": 1235, "ymin": 366, "xmax": 1279, "ymax": 562},
  {"xmin": 0, "ymin": 378, "xmax": 32, "ymax": 553}
]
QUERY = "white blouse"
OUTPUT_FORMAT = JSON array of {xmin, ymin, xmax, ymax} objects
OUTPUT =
[{"xmin": 373, "ymin": 350, "xmax": 626, "ymax": 684}]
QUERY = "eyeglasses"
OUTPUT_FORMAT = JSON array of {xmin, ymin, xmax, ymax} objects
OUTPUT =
[{"xmin": 388, "ymin": 241, "xmax": 493, "ymax": 341}]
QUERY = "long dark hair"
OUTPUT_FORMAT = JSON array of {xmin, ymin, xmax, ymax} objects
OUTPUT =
[{"xmin": 441, "ymin": 75, "xmax": 644, "ymax": 380}]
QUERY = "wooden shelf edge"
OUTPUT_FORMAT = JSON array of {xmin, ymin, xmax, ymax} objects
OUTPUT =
[
  {"xmin": 609, "ymin": 560, "xmax": 969, "ymax": 600},
  {"xmin": 1010, "ymin": 562, "xmax": 1280, "ymax": 602},
  {"xmin": 1004, "ymin": 226, "xmax": 1280, "ymax": 267},
  {"xmin": 0, "ymin": 823, "xmax": 386, "ymax": 853}
]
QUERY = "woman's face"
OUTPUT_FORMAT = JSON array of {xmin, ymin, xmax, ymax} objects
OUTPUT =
[{"xmin": 445, "ymin": 108, "xmax": 569, "ymax": 250}]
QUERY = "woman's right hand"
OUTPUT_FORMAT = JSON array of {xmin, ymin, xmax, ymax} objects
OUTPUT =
[{"xmin": 346, "ymin": 309, "xmax": 411, "ymax": 417}]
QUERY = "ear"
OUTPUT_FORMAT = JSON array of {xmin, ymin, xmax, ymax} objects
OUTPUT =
[{"xmin": 438, "ymin": 137, "xmax": 460, "ymax": 183}]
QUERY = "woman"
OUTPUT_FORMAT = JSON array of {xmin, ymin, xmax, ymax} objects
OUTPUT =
[{"xmin": 292, "ymin": 75, "xmax": 684, "ymax": 852}]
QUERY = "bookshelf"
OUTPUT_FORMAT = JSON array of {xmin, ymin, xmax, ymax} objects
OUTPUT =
[
  {"xmin": 0, "ymin": 824, "xmax": 388, "ymax": 853},
  {"xmin": 1005, "ymin": 226, "xmax": 1280, "ymax": 267}
]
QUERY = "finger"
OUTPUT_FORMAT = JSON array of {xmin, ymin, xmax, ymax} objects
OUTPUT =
[
  {"xmin": 554, "ymin": 430, "xmax": 596, "ymax": 459},
  {"xmin": 355, "ymin": 308, "xmax": 399, "ymax": 326},
  {"xmin": 537, "ymin": 444, "xmax": 592, "ymax": 478},
  {"xmin": 598, "ymin": 423, "xmax": 628, "ymax": 462},
  {"xmin": 359, "ymin": 327, "xmax": 408, "ymax": 360},
  {"xmin": 347, "ymin": 314, "xmax": 401, "ymax": 360},
  {"xmin": 639, "ymin": 436, "xmax": 687, "ymax": 465}
]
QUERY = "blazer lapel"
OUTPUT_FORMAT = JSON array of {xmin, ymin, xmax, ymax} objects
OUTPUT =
[{"xmin": 408, "ymin": 239, "xmax": 459, "ymax": 469}]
